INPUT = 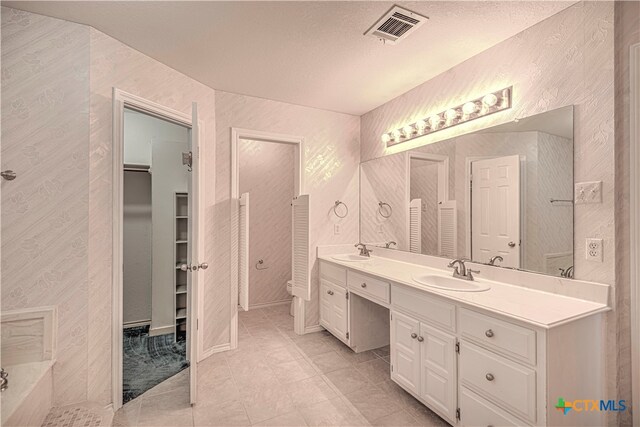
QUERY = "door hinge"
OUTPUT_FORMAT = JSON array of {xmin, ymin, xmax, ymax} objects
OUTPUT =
[
  {"xmin": 182, "ymin": 151, "xmax": 193, "ymax": 171},
  {"xmin": 455, "ymin": 341, "xmax": 460, "ymax": 354},
  {"xmin": 197, "ymin": 318, "xmax": 199, "ymax": 330},
  {"xmin": 456, "ymin": 408, "xmax": 461, "ymax": 421},
  {"xmin": 346, "ymin": 332, "xmax": 349, "ymax": 339},
  {"xmin": 346, "ymin": 291, "xmax": 349, "ymax": 300},
  {"xmin": 391, "ymin": 364, "xmax": 394, "ymax": 372}
]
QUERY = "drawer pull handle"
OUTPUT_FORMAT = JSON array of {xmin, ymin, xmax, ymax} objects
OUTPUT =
[
  {"xmin": 417, "ymin": 336, "xmax": 424, "ymax": 342},
  {"xmin": 485, "ymin": 373, "xmax": 495, "ymax": 381},
  {"xmin": 327, "ymin": 290, "xmax": 334, "ymax": 295},
  {"xmin": 411, "ymin": 333, "xmax": 417, "ymax": 339},
  {"xmin": 361, "ymin": 283, "xmax": 367, "ymax": 288},
  {"xmin": 485, "ymin": 329, "xmax": 494, "ymax": 338}
]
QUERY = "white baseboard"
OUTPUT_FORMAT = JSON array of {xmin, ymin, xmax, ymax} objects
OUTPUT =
[
  {"xmin": 200, "ymin": 343, "xmax": 231, "ymax": 362},
  {"xmin": 148, "ymin": 324, "xmax": 174, "ymax": 337},
  {"xmin": 123, "ymin": 320, "xmax": 151, "ymax": 329},
  {"xmin": 248, "ymin": 299, "xmax": 292, "ymax": 310},
  {"xmin": 304, "ymin": 325, "xmax": 325, "ymax": 334}
]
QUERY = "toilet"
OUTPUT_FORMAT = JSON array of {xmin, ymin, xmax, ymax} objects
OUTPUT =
[{"xmin": 286, "ymin": 280, "xmax": 294, "ymax": 316}]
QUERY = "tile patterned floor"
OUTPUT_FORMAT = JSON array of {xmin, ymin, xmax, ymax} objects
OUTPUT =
[{"xmin": 112, "ymin": 304, "xmax": 449, "ymax": 427}]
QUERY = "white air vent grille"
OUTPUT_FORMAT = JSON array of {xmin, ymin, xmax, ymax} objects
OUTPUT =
[{"xmin": 365, "ymin": 5, "xmax": 428, "ymax": 45}]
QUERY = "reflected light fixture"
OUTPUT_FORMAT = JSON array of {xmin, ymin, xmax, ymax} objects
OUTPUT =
[{"xmin": 381, "ymin": 86, "xmax": 512, "ymax": 147}]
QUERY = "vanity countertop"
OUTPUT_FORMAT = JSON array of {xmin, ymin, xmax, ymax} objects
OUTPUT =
[{"xmin": 318, "ymin": 254, "xmax": 610, "ymax": 329}]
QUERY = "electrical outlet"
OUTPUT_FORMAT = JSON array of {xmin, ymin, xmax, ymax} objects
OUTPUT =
[
  {"xmin": 575, "ymin": 181, "xmax": 602, "ymax": 204},
  {"xmin": 585, "ymin": 238, "xmax": 603, "ymax": 262},
  {"xmin": 334, "ymin": 224, "xmax": 341, "ymax": 235}
]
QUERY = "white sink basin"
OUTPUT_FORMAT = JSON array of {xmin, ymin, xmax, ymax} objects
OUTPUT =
[
  {"xmin": 412, "ymin": 274, "xmax": 491, "ymax": 292},
  {"xmin": 332, "ymin": 254, "xmax": 371, "ymax": 262}
]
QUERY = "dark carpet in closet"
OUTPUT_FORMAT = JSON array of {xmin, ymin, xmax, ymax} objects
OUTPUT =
[{"xmin": 122, "ymin": 326, "xmax": 188, "ymax": 403}]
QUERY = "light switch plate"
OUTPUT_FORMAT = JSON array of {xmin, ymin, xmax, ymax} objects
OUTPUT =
[
  {"xmin": 575, "ymin": 181, "xmax": 602, "ymax": 204},
  {"xmin": 585, "ymin": 238, "xmax": 603, "ymax": 262}
]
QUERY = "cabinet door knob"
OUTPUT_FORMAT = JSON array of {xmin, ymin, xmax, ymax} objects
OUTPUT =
[
  {"xmin": 410, "ymin": 333, "xmax": 417, "ymax": 339},
  {"xmin": 327, "ymin": 290, "xmax": 334, "ymax": 295},
  {"xmin": 485, "ymin": 373, "xmax": 495, "ymax": 381},
  {"xmin": 508, "ymin": 241, "xmax": 516, "ymax": 247},
  {"xmin": 417, "ymin": 336, "xmax": 424, "ymax": 342},
  {"xmin": 485, "ymin": 329, "xmax": 494, "ymax": 338},
  {"xmin": 361, "ymin": 283, "xmax": 367, "ymax": 288}
]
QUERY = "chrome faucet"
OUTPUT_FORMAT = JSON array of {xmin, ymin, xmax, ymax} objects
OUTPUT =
[
  {"xmin": 355, "ymin": 243, "xmax": 373, "ymax": 257},
  {"xmin": 559, "ymin": 266, "xmax": 574, "ymax": 279},
  {"xmin": 488, "ymin": 255, "xmax": 503, "ymax": 266},
  {"xmin": 447, "ymin": 258, "xmax": 479, "ymax": 281},
  {"xmin": 1, "ymin": 368, "xmax": 8, "ymax": 392},
  {"xmin": 385, "ymin": 241, "xmax": 397, "ymax": 249}
]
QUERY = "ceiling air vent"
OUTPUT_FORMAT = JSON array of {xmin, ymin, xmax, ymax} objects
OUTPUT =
[{"xmin": 365, "ymin": 5, "xmax": 428, "ymax": 45}]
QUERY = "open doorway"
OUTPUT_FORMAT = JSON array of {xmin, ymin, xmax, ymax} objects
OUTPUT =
[
  {"xmin": 113, "ymin": 90, "xmax": 203, "ymax": 411},
  {"xmin": 121, "ymin": 108, "xmax": 191, "ymax": 403}
]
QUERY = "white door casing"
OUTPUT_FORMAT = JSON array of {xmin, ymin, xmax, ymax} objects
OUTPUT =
[
  {"xmin": 471, "ymin": 155, "xmax": 521, "ymax": 268},
  {"xmin": 238, "ymin": 192, "xmax": 250, "ymax": 311}
]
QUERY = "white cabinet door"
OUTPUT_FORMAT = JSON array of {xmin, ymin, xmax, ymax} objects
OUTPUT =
[
  {"xmin": 419, "ymin": 322, "xmax": 457, "ymax": 423},
  {"xmin": 391, "ymin": 311, "xmax": 421, "ymax": 395},
  {"xmin": 331, "ymin": 284, "xmax": 349, "ymax": 342},
  {"xmin": 320, "ymin": 279, "xmax": 333, "ymax": 333}
]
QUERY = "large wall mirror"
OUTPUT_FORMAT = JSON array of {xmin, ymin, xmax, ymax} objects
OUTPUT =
[{"xmin": 360, "ymin": 105, "xmax": 574, "ymax": 278}]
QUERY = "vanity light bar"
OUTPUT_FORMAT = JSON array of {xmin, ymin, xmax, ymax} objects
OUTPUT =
[{"xmin": 382, "ymin": 87, "xmax": 512, "ymax": 147}]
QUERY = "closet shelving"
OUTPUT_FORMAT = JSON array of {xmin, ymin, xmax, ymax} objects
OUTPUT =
[{"xmin": 174, "ymin": 192, "xmax": 188, "ymax": 341}]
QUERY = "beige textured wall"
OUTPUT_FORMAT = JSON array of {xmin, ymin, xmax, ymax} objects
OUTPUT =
[
  {"xmin": 1, "ymin": 7, "xmax": 90, "ymax": 406},
  {"xmin": 214, "ymin": 90, "xmax": 360, "ymax": 329},
  {"xmin": 360, "ymin": 2, "xmax": 622, "ymax": 414},
  {"xmin": 239, "ymin": 139, "xmax": 295, "ymax": 308},
  {"xmin": 614, "ymin": 2, "xmax": 639, "ymax": 425}
]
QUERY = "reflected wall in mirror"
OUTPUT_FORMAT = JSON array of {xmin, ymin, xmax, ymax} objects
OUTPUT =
[{"xmin": 360, "ymin": 106, "xmax": 574, "ymax": 277}]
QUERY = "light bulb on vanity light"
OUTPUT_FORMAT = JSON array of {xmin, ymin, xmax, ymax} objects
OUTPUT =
[
  {"xmin": 444, "ymin": 109, "xmax": 459, "ymax": 122},
  {"xmin": 482, "ymin": 93, "xmax": 498, "ymax": 107},
  {"xmin": 428, "ymin": 115, "xmax": 441, "ymax": 129},
  {"xmin": 392, "ymin": 129, "xmax": 402, "ymax": 141},
  {"xmin": 415, "ymin": 119, "xmax": 427, "ymax": 133},
  {"xmin": 403, "ymin": 125, "xmax": 414, "ymax": 138},
  {"xmin": 381, "ymin": 133, "xmax": 391, "ymax": 144},
  {"xmin": 462, "ymin": 101, "xmax": 479, "ymax": 115}
]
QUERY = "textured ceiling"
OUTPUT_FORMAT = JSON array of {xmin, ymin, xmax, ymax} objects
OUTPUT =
[{"xmin": 3, "ymin": 1, "xmax": 575, "ymax": 115}]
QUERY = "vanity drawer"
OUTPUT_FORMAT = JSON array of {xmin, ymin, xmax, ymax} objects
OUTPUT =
[
  {"xmin": 459, "ymin": 387, "xmax": 529, "ymax": 427},
  {"xmin": 459, "ymin": 308, "xmax": 536, "ymax": 365},
  {"xmin": 459, "ymin": 341, "xmax": 536, "ymax": 423},
  {"xmin": 347, "ymin": 270, "xmax": 390, "ymax": 304},
  {"xmin": 391, "ymin": 285, "xmax": 456, "ymax": 333},
  {"xmin": 320, "ymin": 261, "xmax": 347, "ymax": 288}
]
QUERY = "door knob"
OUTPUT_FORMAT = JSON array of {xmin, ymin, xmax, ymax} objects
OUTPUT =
[
  {"xmin": 361, "ymin": 283, "xmax": 367, "ymax": 288},
  {"xmin": 180, "ymin": 264, "xmax": 191, "ymax": 271},
  {"xmin": 417, "ymin": 336, "xmax": 424, "ymax": 342},
  {"xmin": 485, "ymin": 373, "xmax": 495, "ymax": 381},
  {"xmin": 198, "ymin": 263, "xmax": 208, "ymax": 270},
  {"xmin": 327, "ymin": 290, "xmax": 334, "ymax": 295},
  {"xmin": 508, "ymin": 242, "xmax": 516, "ymax": 248},
  {"xmin": 485, "ymin": 329, "xmax": 494, "ymax": 338},
  {"xmin": 411, "ymin": 333, "xmax": 417, "ymax": 339},
  {"xmin": 1, "ymin": 170, "xmax": 16, "ymax": 181}
]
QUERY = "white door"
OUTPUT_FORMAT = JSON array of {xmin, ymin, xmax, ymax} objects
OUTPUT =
[
  {"xmin": 292, "ymin": 195, "xmax": 310, "ymax": 300},
  {"xmin": 188, "ymin": 102, "xmax": 201, "ymax": 405},
  {"xmin": 471, "ymin": 155, "xmax": 520, "ymax": 268},
  {"xmin": 238, "ymin": 192, "xmax": 250, "ymax": 311},
  {"xmin": 409, "ymin": 199, "xmax": 422, "ymax": 254},
  {"xmin": 419, "ymin": 322, "xmax": 457, "ymax": 423},
  {"xmin": 390, "ymin": 311, "xmax": 421, "ymax": 395}
]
